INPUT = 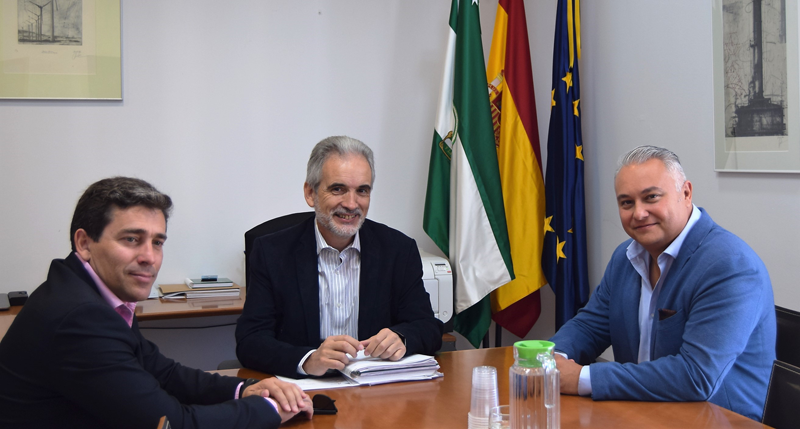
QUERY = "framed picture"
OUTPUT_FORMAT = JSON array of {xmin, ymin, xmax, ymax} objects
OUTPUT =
[
  {"xmin": 713, "ymin": 0, "xmax": 800, "ymax": 172},
  {"xmin": 0, "ymin": 0, "xmax": 120, "ymax": 100}
]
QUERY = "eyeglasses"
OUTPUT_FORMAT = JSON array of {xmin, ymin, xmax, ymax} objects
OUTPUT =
[{"xmin": 312, "ymin": 394, "xmax": 338, "ymax": 415}]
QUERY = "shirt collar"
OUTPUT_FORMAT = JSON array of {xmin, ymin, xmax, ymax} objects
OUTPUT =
[
  {"xmin": 314, "ymin": 220, "xmax": 361, "ymax": 255},
  {"xmin": 74, "ymin": 252, "xmax": 137, "ymax": 315},
  {"xmin": 627, "ymin": 204, "xmax": 702, "ymax": 261}
]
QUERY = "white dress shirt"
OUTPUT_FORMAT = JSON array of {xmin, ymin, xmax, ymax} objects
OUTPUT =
[
  {"xmin": 297, "ymin": 221, "xmax": 362, "ymax": 374},
  {"xmin": 316, "ymin": 221, "xmax": 362, "ymax": 339}
]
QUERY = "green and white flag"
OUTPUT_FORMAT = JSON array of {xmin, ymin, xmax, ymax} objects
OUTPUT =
[{"xmin": 423, "ymin": 0, "xmax": 514, "ymax": 348}]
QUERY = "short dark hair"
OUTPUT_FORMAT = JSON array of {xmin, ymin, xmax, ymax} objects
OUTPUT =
[
  {"xmin": 69, "ymin": 177, "xmax": 173, "ymax": 251},
  {"xmin": 306, "ymin": 136, "xmax": 375, "ymax": 191}
]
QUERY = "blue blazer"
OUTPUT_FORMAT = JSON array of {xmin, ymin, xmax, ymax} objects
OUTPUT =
[
  {"xmin": 550, "ymin": 208, "xmax": 775, "ymax": 421},
  {"xmin": 236, "ymin": 217, "xmax": 443, "ymax": 378},
  {"xmin": 0, "ymin": 253, "xmax": 280, "ymax": 429}
]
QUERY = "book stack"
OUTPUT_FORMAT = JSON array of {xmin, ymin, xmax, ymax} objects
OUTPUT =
[
  {"xmin": 184, "ymin": 277, "xmax": 234, "ymax": 288},
  {"xmin": 338, "ymin": 350, "xmax": 442, "ymax": 386},
  {"xmin": 158, "ymin": 278, "xmax": 240, "ymax": 299}
]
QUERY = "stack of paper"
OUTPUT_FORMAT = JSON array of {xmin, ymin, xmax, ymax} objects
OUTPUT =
[
  {"xmin": 184, "ymin": 277, "xmax": 234, "ymax": 288},
  {"xmin": 158, "ymin": 283, "xmax": 240, "ymax": 299},
  {"xmin": 339, "ymin": 351, "xmax": 442, "ymax": 386}
]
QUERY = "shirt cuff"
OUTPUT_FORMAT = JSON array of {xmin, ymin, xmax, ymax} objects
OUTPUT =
[
  {"xmin": 236, "ymin": 381, "xmax": 279, "ymax": 413},
  {"xmin": 296, "ymin": 349, "xmax": 316, "ymax": 375},
  {"xmin": 578, "ymin": 365, "xmax": 592, "ymax": 396},
  {"xmin": 264, "ymin": 397, "xmax": 279, "ymax": 413}
]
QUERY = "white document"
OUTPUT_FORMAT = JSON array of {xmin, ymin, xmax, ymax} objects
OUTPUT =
[
  {"xmin": 275, "ymin": 375, "xmax": 359, "ymax": 391},
  {"xmin": 341, "ymin": 370, "xmax": 443, "ymax": 386},
  {"xmin": 275, "ymin": 352, "xmax": 442, "ymax": 390},
  {"xmin": 338, "ymin": 351, "xmax": 442, "ymax": 386}
]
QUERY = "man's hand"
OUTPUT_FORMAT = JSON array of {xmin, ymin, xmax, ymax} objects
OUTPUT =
[
  {"xmin": 275, "ymin": 396, "xmax": 313, "ymax": 423},
  {"xmin": 242, "ymin": 377, "xmax": 310, "ymax": 414},
  {"xmin": 361, "ymin": 328, "xmax": 406, "ymax": 361},
  {"xmin": 302, "ymin": 335, "xmax": 363, "ymax": 376},
  {"xmin": 554, "ymin": 353, "xmax": 582, "ymax": 395}
]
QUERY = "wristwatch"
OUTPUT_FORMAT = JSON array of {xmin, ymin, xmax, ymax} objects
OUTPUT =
[{"xmin": 238, "ymin": 378, "xmax": 260, "ymax": 398}]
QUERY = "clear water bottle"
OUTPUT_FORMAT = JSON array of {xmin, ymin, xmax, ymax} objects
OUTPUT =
[{"xmin": 509, "ymin": 340, "xmax": 560, "ymax": 429}]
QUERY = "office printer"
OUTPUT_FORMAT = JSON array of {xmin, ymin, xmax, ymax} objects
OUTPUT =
[{"xmin": 419, "ymin": 250, "xmax": 453, "ymax": 327}]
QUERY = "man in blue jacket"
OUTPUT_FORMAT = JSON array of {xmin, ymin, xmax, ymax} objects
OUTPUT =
[{"xmin": 550, "ymin": 145, "xmax": 775, "ymax": 421}]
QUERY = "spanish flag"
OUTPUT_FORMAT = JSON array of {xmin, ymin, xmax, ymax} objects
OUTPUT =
[{"xmin": 486, "ymin": 0, "xmax": 546, "ymax": 338}]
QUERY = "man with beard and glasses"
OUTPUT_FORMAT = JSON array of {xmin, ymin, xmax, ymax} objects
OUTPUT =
[{"xmin": 236, "ymin": 136, "xmax": 443, "ymax": 378}]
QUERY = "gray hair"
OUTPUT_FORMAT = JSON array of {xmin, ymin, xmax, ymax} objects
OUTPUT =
[
  {"xmin": 616, "ymin": 145, "xmax": 687, "ymax": 191},
  {"xmin": 306, "ymin": 136, "xmax": 375, "ymax": 191}
]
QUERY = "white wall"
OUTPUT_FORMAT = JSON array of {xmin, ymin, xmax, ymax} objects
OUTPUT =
[
  {"xmin": 578, "ymin": 0, "xmax": 800, "ymax": 314},
  {"xmin": 2, "ymin": 1, "xmax": 800, "ymax": 362},
  {"xmin": 1, "ymin": 0, "xmax": 459, "ymax": 290}
]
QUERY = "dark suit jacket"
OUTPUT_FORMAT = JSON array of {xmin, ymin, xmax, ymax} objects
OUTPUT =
[
  {"xmin": 236, "ymin": 218, "xmax": 443, "ymax": 377},
  {"xmin": 0, "ymin": 253, "xmax": 280, "ymax": 429}
]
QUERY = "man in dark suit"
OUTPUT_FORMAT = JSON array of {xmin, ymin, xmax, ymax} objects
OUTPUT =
[
  {"xmin": 236, "ymin": 136, "xmax": 443, "ymax": 378},
  {"xmin": 0, "ymin": 177, "xmax": 312, "ymax": 429}
]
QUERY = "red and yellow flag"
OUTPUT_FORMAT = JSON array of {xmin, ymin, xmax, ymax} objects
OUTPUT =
[{"xmin": 487, "ymin": 0, "xmax": 546, "ymax": 338}]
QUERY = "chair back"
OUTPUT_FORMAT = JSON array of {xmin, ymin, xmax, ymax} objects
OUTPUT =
[
  {"xmin": 776, "ymin": 306, "xmax": 800, "ymax": 367},
  {"xmin": 244, "ymin": 212, "xmax": 315, "ymax": 288},
  {"xmin": 762, "ymin": 360, "xmax": 800, "ymax": 428}
]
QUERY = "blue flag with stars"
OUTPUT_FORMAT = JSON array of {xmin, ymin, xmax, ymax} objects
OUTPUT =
[{"xmin": 543, "ymin": 0, "xmax": 590, "ymax": 330}]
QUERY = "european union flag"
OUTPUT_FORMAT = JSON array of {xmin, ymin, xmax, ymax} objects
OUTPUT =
[{"xmin": 542, "ymin": 0, "xmax": 590, "ymax": 330}]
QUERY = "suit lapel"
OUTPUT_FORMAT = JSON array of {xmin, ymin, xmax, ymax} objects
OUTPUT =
[
  {"xmin": 63, "ymin": 253, "xmax": 141, "ymax": 342},
  {"xmin": 655, "ymin": 208, "xmax": 713, "ymax": 309},
  {"xmin": 667, "ymin": 208, "xmax": 712, "ymax": 275},
  {"xmin": 64, "ymin": 252, "xmax": 102, "ymax": 297},
  {"xmin": 296, "ymin": 219, "xmax": 322, "ymax": 345},
  {"xmin": 358, "ymin": 221, "xmax": 380, "ymax": 339},
  {"xmin": 650, "ymin": 208, "xmax": 713, "ymax": 357},
  {"xmin": 621, "ymin": 261, "xmax": 642, "ymax": 360}
]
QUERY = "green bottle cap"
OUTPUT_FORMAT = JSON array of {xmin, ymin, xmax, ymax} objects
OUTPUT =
[{"xmin": 513, "ymin": 340, "xmax": 555, "ymax": 368}]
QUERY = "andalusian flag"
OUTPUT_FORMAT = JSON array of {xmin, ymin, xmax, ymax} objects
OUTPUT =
[
  {"xmin": 486, "ymin": 0, "xmax": 546, "ymax": 339},
  {"xmin": 543, "ymin": 0, "xmax": 590, "ymax": 329},
  {"xmin": 423, "ymin": 0, "xmax": 514, "ymax": 348}
]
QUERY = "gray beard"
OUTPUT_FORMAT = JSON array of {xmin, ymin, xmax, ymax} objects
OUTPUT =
[{"xmin": 314, "ymin": 201, "xmax": 365, "ymax": 239}]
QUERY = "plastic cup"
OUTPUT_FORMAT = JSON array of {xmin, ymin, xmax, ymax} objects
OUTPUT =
[
  {"xmin": 469, "ymin": 366, "xmax": 499, "ymax": 428},
  {"xmin": 468, "ymin": 412, "xmax": 489, "ymax": 429},
  {"xmin": 489, "ymin": 405, "xmax": 510, "ymax": 429}
]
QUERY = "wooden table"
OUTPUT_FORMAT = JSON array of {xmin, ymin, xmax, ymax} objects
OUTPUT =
[
  {"xmin": 215, "ymin": 347, "xmax": 770, "ymax": 429},
  {"xmin": 134, "ymin": 286, "xmax": 247, "ymax": 321},
  {"xmin": 0, "ymin": 305, "xmax": 22, "ymax": 342},
  {"xmin": 0, "ymin": 287, "xmax": 247, "ymax": 342}
]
